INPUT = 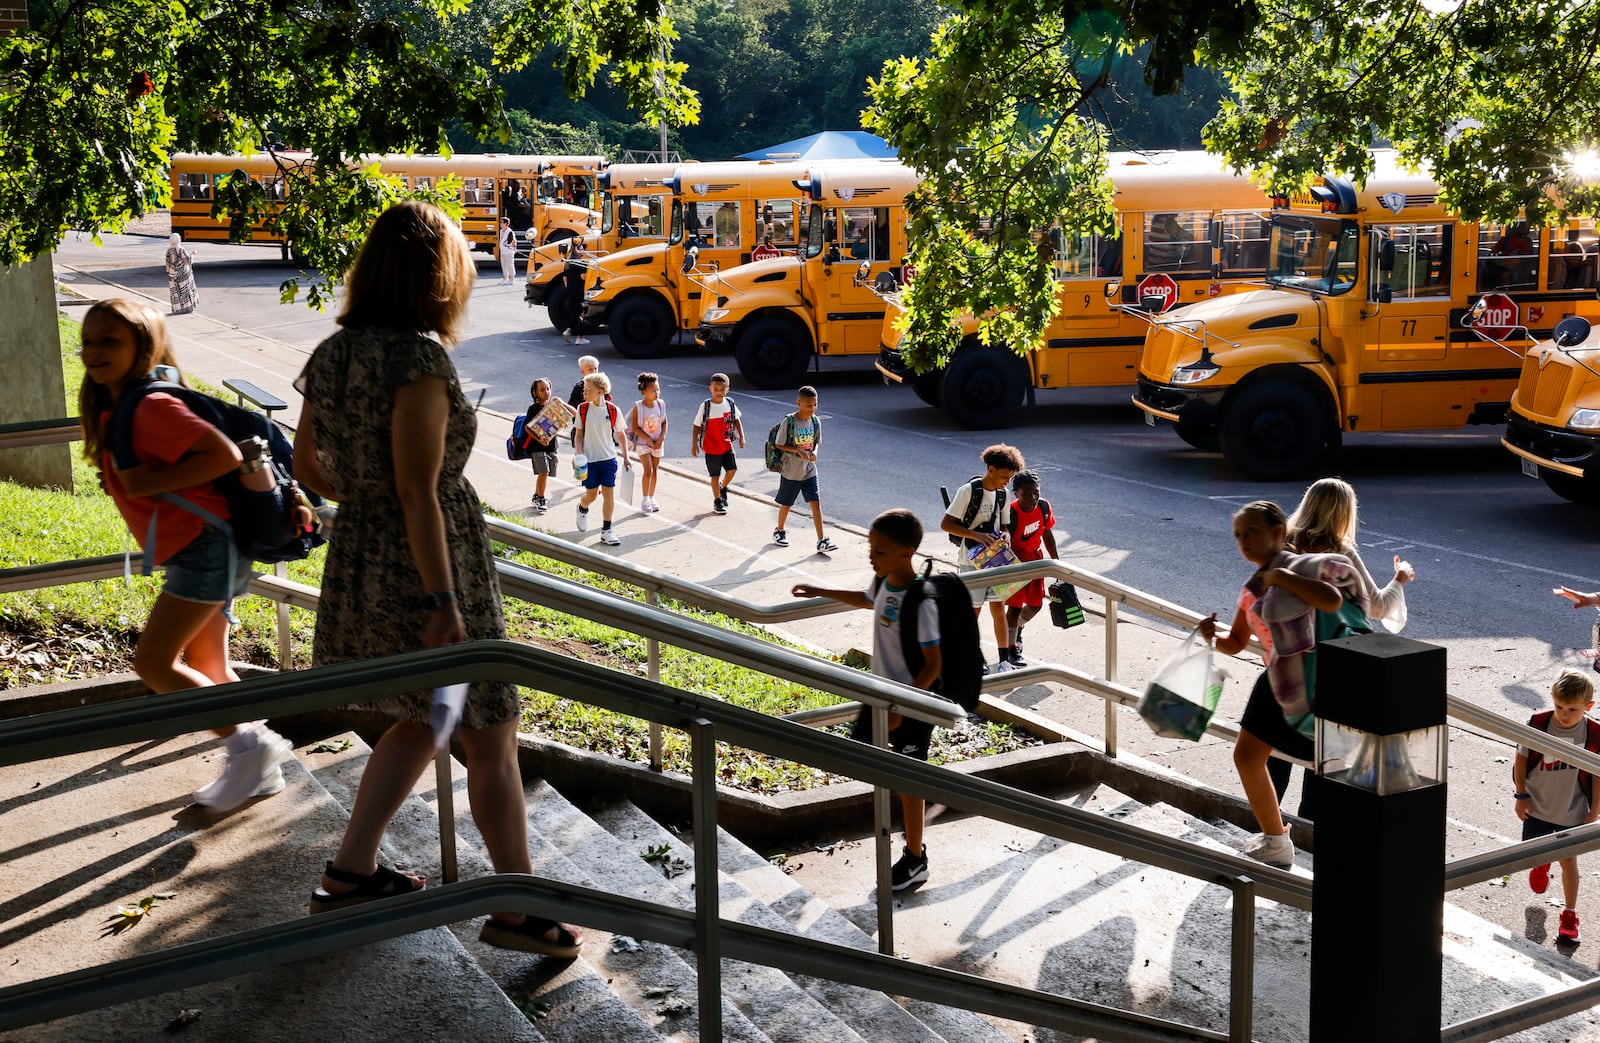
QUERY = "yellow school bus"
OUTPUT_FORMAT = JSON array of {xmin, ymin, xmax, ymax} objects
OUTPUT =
[
  {"xmin": 873, "ymin": 151, "xmax": 1274, "ymax": 428},
  {"xmin": 524, "ymin": 161, "xmax": 678, "ymax": 332},
  {"xmin": 694, "ymin": 160, "xmax": 919, "ymax": 388},
  {"xmin": 169, "ymin": 152, "xmax": 602, "ymax": 260},
  {"xmin": 578, "ymin": 160, "xmax": 811, "ymax": 358},
  {"xmin": 1132, "ymin": 150, "xmax": 1600, "ymax": 480},
  {"xmin": 1498, "ymin": 226, "xmax": 1600, "ymax": 503}
]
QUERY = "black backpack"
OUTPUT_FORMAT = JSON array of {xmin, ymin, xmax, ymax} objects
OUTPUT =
[
  {"xmin": 944, "ymin": 475, "xmax": 1006, "ymax": 547},
  {"xmin": 872, "ymin": 562, "xmax": 985, "ymax": 712},
  {"xmin": 109, "ymin": 379, "xmax": 325, "ymax": 565}
]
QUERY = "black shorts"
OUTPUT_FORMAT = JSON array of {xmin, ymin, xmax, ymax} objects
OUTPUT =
[
  {"xmin": 850, "ymin": 705, "xmax": 933, "ymax": 762},
  {"xmin": 1523, "ymin": 814, "xmax": 1579, "ymax": 842},
  {"xmin": 704, "ymin": 450, "xmax": 737, "ymax": 477},
  {"xmin": 1239, "ymin": 671, "xmax": 1314, "ymax": 761}
]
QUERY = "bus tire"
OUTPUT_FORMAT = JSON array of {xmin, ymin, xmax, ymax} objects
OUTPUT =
[
  {"xmin": 942, "ymin": 344, "xmax": 1027, "ymax": 429},
  {"xmin": 911, "ymin": 368, "xmax": 944, "ymax": 407},
  {"xmin": 1218, "ymin": 380, "xmax": 1328, "ymax": 481},
  {"xmin": 1541, "ymin": 468, "xmax": 1600, "ymax": 506},
  {"xmin": 546, "ymin": 281, "xmax": 582, "ymax": 334},
  {"xmin": 735, "ymin": 317, "xmax": 812, "ymax": 389},
  {"xmin": 1176, "ymin": 420, "xmax": 1220, "ymax": 452},
  {"xmin": 608, "ymin": 294, "xmax": 675, "ymax": 358},
  {"xmin": 545, "ymin": 228, "xmax": 577, "ymax": 245}
]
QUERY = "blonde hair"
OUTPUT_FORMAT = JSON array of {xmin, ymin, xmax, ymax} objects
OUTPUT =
[
  {"xmin": 577, "ymin": 355, "xmax": 600, "ymax": 373},
  {"xmin": 338, "ymin": 201, "xmax": 475, "ymax": 347},
  {"xmin": 1553, "ymin": 669, "xmax": 1596, "ymax": 706},
  {"xmin": 78, "ymin": 299, "xmax": 180, "ymax": 468},
  {"xmin": 1287, "ymin": 477, "xmax": 1358, "ymax": 554},
  {"xmin": 583, "ymin": 371, "xmax": 612, "ymax": 395}
]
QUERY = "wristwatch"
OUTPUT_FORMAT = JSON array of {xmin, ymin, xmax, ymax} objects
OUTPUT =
[
  {"xmin": 426, "ymin": 590, "xmax": 458, "ymax": 610},
  {"xmin": 1513, "ymin": 791, "xmax": 1532, "ymax": 800}
]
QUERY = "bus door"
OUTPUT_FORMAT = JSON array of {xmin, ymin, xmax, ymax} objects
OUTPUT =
[
  {"xmin": 498, "ymin": 172, "xmax": 537, "ymax": 233},
  {"xmin": 1364, "ymin": 220, "xmax": 1466, "ymax": 427},
  {"xmin": 1046, "ymin": 226, "xmax": 1130, "ymax": 384},
  {"xmin": 817, "ymin": 205, "xmax": 895, "ymax": 355}
]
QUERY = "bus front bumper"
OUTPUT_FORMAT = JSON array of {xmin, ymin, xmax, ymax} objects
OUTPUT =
[
  {"xmin": 1502, "ymin": 413, "xmax": 1599, "ymax": 478},
  {"xmin": 875, "ymin": 345, "xmax": 911, "ymax": 386},
  {"xmin": 525, "ymin": 280, "xmax": 549, "ymax": 306},
  {"xmin": 1133, "ymin": 377, "xmax": 1228, "ymax": 426},
  {"xmin": 697, "ymin": 321, "xmax": 735, "ymax": 350}
]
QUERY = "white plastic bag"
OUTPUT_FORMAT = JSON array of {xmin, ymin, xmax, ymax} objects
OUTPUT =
[{"xmin": 1137, "ymin": 627, "xmax": 1223, "ymax": 741}]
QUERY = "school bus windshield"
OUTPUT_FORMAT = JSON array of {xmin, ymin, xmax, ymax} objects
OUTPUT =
[
  {"xmin": 604, "ymin": 195, "xmax": 666, "ymax": 238},
  {"xmin": 1265, "ymin": 215, "xmax": 1360, "ymax": 296}
]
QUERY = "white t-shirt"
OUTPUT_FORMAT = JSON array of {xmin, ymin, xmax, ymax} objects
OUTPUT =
[
  {"xmin": 869, "ymin": 578, "xmax": 940, "ymax": 686},
  {"xmin": 695, "ymin": 398, "xmax": 741, "ymax": 454},
  {"xmin": 577, "ymin": 400, "xmax": 626, "ymax": 463},
  {"xmin": 1519, "ymin": 715, "xmax": 1596, "ymax": 827},
  {"xmin": 944, "ymin": 480, "xmax": 1009, "ymax": 545}
]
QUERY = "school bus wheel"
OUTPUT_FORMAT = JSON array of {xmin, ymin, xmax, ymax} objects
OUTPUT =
[
  {"xmin": 942, "ymin": 343, "xmax": 1028, "ymax": 430},
  {"xmin": 608, "ymin": 294, "xmax": 675, "ymax": 359},
  {"xmin": 911, "ymin": 367, "xmax": 944, "ymax": 408},
  {"xmin": 1175, "ymin": 420, "xmax": 1220, "ymax": 452},
  {"xmin": 735, "ymin": 316, "xmax": 813, "ymax": 390},
  {"xmin": 1218, "ymin": 379, "xmax": 1332, "ymax": 481},
  {"xmin": 546, "ymin": 227, "xmax": 577, "ymax": 246},
  {"xmin": 546, "ymin": 281, "xmax": 582, "ymax": 334},
  {"xmin": 1541, "ymin": 468, "xmax": 1600, "ymax": 506}
]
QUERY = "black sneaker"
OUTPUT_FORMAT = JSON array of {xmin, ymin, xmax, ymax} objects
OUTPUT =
[
  {"xmin": 890, "ymin": 845, "xmax": 929, "ymax": 891},
  {"xmin": 713, "ymin": 497, "xmax": 728, "ymax": 515},
  {"xmin": 1008, "ymin": 644, "xmax": 1027, "ymax": 667},
  {"xmin": 772, "ymin": 529, "xmax": 788, "ymax": 547}
]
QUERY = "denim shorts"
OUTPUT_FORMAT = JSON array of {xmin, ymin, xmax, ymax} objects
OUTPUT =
[
  {"xmin": 775, "ymin": 475, "xmax": 820, "ymax": 506},
  {"xmin": 582, "ymin": 456, "xmax": 619, "ymax": 490},
  {"xmin": 162, "ymin": 525, "xmax": 256, "ymax": 605}
]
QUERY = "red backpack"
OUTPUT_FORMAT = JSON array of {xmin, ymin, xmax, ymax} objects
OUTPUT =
[{"xmin": 1525, "ymin": 710, "xmax": 1600, "ymax": 803}]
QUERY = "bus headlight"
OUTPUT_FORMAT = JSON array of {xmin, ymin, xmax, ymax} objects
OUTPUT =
[
  {"xmin": 703, "ymin": 308, "xmax": 730, "ymax": 322},
  {"xmin": 1569, "ymin": 408, "xmax": 1600, "ymax": 432},
  {"xmin": 1170, "ymin": 364, "xmax": 1220, "ymax": 385},
  {"xmin": 584, "ymin": 287, "xmax": 603, "ymax": 300}
]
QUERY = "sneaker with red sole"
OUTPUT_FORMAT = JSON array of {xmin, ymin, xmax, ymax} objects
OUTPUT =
[
  {"xmin": 1531, "ymin": 863, "xmax": 1552, "ymax": 895},
  {"xmin": 1559, "ymin": 908, "xmax": 1582, "ymax": 945}
]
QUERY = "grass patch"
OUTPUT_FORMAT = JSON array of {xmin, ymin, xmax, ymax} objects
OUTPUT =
[{"xmin": 3, "ymin": 313, "xmax": 1040, "ymax": 791}]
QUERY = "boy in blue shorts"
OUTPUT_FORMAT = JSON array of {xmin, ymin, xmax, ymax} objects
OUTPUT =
[
  {"xmin": 574, "ymin": 372, "xmax": 632, "ymax": 546},
  {"xmin": 792, "ymin": 509, "xmax": 940, "ymax": 892},
  {"xmin": 771, "ymin": 385, "xmax": 839, "ymax": 554},
  {"xmin": 1515, "ymin": 668, "xmax": 1600, "ymax": 946}
]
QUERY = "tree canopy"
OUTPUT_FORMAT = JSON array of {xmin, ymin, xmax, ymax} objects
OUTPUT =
[{"xmin": 869, "ymin": 0, "xmax": 1600, "ymax": 371}]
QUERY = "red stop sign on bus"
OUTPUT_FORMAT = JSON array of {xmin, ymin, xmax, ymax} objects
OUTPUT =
[
  {"xmin": 1473, "ymin": 292, "xmax": 1519, "ymax": 340},
  {"xmin": 1137, "ymin": 273, "xmax": 1179, "ymax": 313}
]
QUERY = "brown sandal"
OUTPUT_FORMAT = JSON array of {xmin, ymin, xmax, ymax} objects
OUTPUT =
[
  {"xmin": 478, "ymin": 916, "xmax": 583, "ymax": 958},
  {"xmin": 308, "ymin": 861, "xmax": 425, "ymax": 914}
]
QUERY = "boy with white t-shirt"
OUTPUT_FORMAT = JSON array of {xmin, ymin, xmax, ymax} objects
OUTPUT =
[
  {"xmin": 1514, "ymin": 669, "xmax": 1599, "ymax": 946},
  {"xmin": 940, "ymin": 443, "xmax": 1024, "ymax": 663},
  {"xmin": 574, "ymin": 372, "xmax": 632, "ymax": 545}
]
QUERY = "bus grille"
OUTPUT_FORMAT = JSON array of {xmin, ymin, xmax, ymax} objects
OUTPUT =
[{"xmin": 1522, "ymin": 356, "xmax": 1572, "ymax": 418}]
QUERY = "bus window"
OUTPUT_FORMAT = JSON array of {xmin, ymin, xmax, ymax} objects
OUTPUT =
[
  {"xmin": 1547, "ymin": 220, "xmax": 1599, "ymax": 290},
  {"xmin": 414, "ymin": 176, "xmax": 432, "ymax": 194},
  {"xmin": 1477, "ymin": 222, "xmax": 1539, "ymax": 291},
  {"xmin": 1378, "ymin": 223, "xmax": 1452, "ymax": 299},
  {"xmin": 1145, "ymin": 211, "xmax": 1209, "ymax": 272},
  {"xmin": 460, "ymin": 177, "xmax": 494, "ymax": 205},
  {"xmin": 1268, "ymin": 216, "xmax": 1360, "ymax": 296},
  {"xmin": 759, "ymin": 200, "xmax": 798, "ymax": 246},
  {"xmin": 1216, "ymin": 212, "xmax": 1270, "ymax": 276},
  {"xmin": 177, "ymin": 172, "xmax": 211, "ymax": 201},
  {"xmin": 837, "ymin": 206, "xmax": 889, "ymax": 261},
  {"xmin": 264, "ymin": 176, "xmax": 286, "ymax": 201},
  {"xmin": 1052, "ymin": 226, "xmax": 1121, "ymax": 279}
]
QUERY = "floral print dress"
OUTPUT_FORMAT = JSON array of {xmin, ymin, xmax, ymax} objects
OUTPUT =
[{"xmin": 294, "ymin": 327, "xmax": 519, "ymax": 729}]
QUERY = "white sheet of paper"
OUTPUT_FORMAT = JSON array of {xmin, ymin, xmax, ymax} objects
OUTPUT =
[{"xmin": 430, "ymin": 683, "xmax": 469, "ymax": 751}]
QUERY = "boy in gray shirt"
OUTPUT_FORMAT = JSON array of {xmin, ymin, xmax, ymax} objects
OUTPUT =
[{"xmin": 771, "ymin": 386, "xmax": 838, "ymax": 554}]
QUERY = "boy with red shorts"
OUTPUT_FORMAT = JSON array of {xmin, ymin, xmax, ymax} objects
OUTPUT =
[{"xmin": 1000, "ymin": 470, "xmax": 1059, "ymax": 668}]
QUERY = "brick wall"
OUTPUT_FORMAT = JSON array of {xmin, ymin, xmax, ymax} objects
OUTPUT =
[{"xmin": 0, "ymin": 6, "xmax": 28, "ymax": 34}]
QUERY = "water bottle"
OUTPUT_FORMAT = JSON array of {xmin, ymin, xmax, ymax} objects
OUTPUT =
[
  {"xmin": 573, "ymin": 453, "xmax": 588, "ymax": 483},
  {"xmin": 237, "ymin": 436, "xmax": 275, "ymax": 492}
]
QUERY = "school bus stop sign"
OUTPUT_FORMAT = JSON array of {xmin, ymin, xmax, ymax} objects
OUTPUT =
[
  {"xmin": 1474, "ymin": 292, "xmax": 1519, "ymax": 340},
  {"xmin": 1137, "ymin": 273, "xmax": 1179, "ymax": 313}
]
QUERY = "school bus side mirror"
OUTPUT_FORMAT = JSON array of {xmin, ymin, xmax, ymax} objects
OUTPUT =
[
  {"xmin": 854, "ymin": 260, "xmax": 871, "ymax": 286},
  {"xmin": 1378, "ymin": 285, "xmax": 1393, "ymax": 304},
  {"xmin": 1103, "ymin": 279, "xmax": 1121, "ymax": 300},
  {"xmin": 1464, "ymin": 296, "xmax": 1487, "ymax": 326},
  {"xmin": 1211, "ymin": 261, "xmax": 1223, "ymax": 280},
  {"xmin": 1210, "ymin": 222, "xmax": 1223, "ymax": 250},
  {"xmin": 1554, "ymin": 316, "xmax": 1591, "ymax": 347},
  {"xmin": 1379, "ymin": 239, "xmax": 1395, "ymax": 273}
]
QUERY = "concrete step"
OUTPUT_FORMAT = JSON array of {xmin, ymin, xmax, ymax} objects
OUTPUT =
[
  {"xmin": 308, "ymin": 734, "xmax": 834, "ymax": 1042},
  {"xmin": 776, "ymin": 779, "xmax": 1600, "ymax": 1042},
  {"xmin": 0, "ymin": 732, "xmax": 543, "ymax": 1042},
  {"xmin": 589, "ymin": 799, "xmax": 1015, "ymax": 1043}
]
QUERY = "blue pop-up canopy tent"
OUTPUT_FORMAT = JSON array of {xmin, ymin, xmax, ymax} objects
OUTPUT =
[{"xmin": 737, "ymin": 131, "xmax": 897, "ymax": 162}]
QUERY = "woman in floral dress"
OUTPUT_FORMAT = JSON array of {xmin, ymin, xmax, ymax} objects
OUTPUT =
[
  {"xmin": 165, "ymin": 233, "xmax": 198, "ymax": 314},
  {"xmin": 292, "ymin": 201, "xmax": 582, "ymax": 958}
]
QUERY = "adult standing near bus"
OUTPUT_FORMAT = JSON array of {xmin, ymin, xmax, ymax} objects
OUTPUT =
[
  {"xmin": 498, "ymin": 218, "xmax": 518, "ymax": 285},
  {"xmin": 293, "ymin": 201, "xmax": 583, "ymax": 958},
  {"xmin": 166, "ymin": 233, "xmax": 198, "ymax": 314}
]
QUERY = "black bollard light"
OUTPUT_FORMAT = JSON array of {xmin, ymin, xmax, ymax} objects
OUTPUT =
[{"xmin": 1307, "ymin": 634, "xmax": 1447, "ymax": 1042}]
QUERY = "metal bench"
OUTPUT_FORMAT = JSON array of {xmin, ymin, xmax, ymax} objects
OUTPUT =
[{"xmin": 221, "ymin": 379, "xmax": 287, "ymax": 417}]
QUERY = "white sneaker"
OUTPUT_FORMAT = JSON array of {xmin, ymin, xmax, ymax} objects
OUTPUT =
[
  {"xmin": 599, "ymin": 528, "xmax": 621, "ymax": 545},
  {"xmin": 992, "ymin": 659, "xmax": 1016, "ymax": 674},
  {"xmin": 576, "ymin": 507, "xmax": 590, "ymax": 532},
  {"xmin": 195, "ymin": 727, "xmax": 293, "ymax": 811},
  {"xmin": 1243, "ymin": 832, "xmax": 1294, "ymax": 869},
  {"xmin": 255, "ymin": 767, "xmax": 286, "ymax": 797}
]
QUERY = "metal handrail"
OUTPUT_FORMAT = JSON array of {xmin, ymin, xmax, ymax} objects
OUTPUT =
[
  {"xmin": 0, "ymin": 639, "xmax": 1275, "ymax": 1042},
  {"xmin": 0, "ymin": 416, "xmax": 81, "ymax": 449}
]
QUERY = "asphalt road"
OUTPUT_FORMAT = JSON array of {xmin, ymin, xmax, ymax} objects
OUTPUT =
[{"xmin": 52, "ymin": 233, "xmax": 1600, "ymax": 725}]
